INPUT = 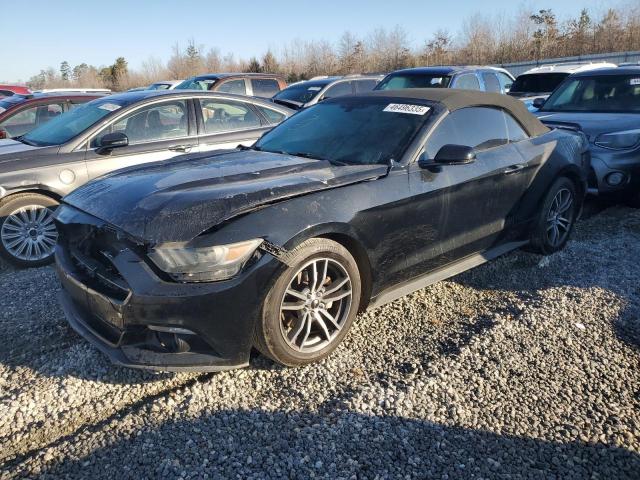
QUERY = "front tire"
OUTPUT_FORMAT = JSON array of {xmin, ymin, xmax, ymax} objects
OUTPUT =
[
  {"xmin": 529, "ymin": 177, "xmax": 578, "ymax": 255},
  {"xmin": 0, "ymin": 193, "xmax": 59, "ymax": 268},
  {"xmin": 254, "ymin": 238, "xmax": 362, "ymax": 366}
]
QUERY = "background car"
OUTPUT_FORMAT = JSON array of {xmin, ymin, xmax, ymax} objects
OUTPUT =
[
  {"xmin": 271, "ymin": 74, "xmax": 383, "ymax": 109},
  {"xmin": 0, "ymin": 90, "xmax": 293, "ymax": 267},
  {"xmin": 0, "ymin": 84, "xmax": 31, "ymax": 97},
  {"xmin": 0, "ymin": 93, "xmax": 103, "ymax": 139},
  {"xmin": 128, "ymin": 80, "xmax": 183, "ymax": 92},
  {"xmin": 175, "ymin": 73, "xmax": 287, "ymax": 98},
  {"xmin": 535, "ymin": 66, "xmax": 640, "ymax": 204},
  {"xmin": 508, "ymin": 62, "xmax": 617, "ymax": 111},
  {"xmin": 54, "ymin": 89, "xmax": 588, "ymax": 371},
  {"xmin": 33, "ymin": 88, "xmax": 112, "ymax": 95},
  {"xmin": 375, "ymin": 66, "xmax": 514, "ymax": 93}
]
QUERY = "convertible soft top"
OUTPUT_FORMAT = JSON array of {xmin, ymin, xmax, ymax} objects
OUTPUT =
[{"xmin": 366, "ymin": 88, "xmax": 549, "ymax": 137}]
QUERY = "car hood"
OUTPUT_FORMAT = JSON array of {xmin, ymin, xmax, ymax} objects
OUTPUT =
[
  {"xmin": 63, "ymin": 150, "xmax": 388, "ymax": 243},
  {"xmin": 534, "ymin": 112, "xmax": 640, "ymax": 142}
]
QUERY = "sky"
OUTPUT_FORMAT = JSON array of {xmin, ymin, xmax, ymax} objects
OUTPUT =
[{"xmin": 0, "ymin": 0, "xmax": 616, "ymax": 82}]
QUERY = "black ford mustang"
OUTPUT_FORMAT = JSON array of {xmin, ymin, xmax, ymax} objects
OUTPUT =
[{"xmin": 54, "ymin": 89, "xmax": 590, "ymax": 371}]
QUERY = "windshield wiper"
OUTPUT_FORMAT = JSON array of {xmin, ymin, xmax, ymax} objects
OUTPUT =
[{"xmin": 13, "ymin": 136, "xmax": 36, "ymax": 146}]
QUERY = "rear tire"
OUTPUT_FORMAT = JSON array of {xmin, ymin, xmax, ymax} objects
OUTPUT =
[
  {"xmin": 529, "ymin": 177, "xmax": 578, "ymax": 255},
  {"xmin": 0, "ymin": 193, "xmax": 59, "ymax": 268},
  {"xmin": 254, "ymin": 238, "xmax": 361, "ymax": 366}
]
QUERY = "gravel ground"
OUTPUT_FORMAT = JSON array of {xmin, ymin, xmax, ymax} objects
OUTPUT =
[{"xmin": 1, "ymin": 202, "xmax": 639, "ymax": 479}]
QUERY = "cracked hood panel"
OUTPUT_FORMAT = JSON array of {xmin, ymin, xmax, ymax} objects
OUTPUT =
[{"xmin": 63, "ymin": 150, "xmax": 387, "ymax": 243}]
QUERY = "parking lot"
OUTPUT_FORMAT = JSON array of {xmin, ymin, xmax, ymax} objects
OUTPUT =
[{"xmin": 0, "ymin": 199, "xmax": 637, "ymax": 479}]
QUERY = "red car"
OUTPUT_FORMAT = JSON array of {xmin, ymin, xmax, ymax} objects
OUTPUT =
[
  {"xmin": 0, "ymin": 93, "xmax": 104, "ymax": 139},
  {"xmin": 0, "ymin": 84, "xmax": 31, "ymax": 97}
]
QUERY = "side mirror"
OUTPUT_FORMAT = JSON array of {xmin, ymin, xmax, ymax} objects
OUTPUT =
[
  {"xmin": 97, "ymin": 132, "xmax": 128, "ymax": 152},
  {"xmin": 504, "ymin": 83, "xmax": 513, "ymax": 93},
  {"xmin": 0, "ymin": 129, "xmax": 6, "ymax": 140},
  {"xmin": 532, "ymin": 97, "xmax": 546, "ymax": 109},
  {"xmin": 433, "ymin": 144, "xmax": 476, "ymax": 165}
]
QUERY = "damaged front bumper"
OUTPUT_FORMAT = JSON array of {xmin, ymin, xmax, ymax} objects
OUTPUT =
[{"xmin": 54, "ymin": 206, "xmax": 281, "ymax": 372}]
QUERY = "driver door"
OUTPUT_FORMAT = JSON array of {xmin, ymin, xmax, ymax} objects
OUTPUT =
[
  {"xmin": 406, "ymin": 107, "xmax": 532, "ymax": 273},
  {"xmin": 85, "ymin": 99, "xmax": 197, "ymax": 180}
]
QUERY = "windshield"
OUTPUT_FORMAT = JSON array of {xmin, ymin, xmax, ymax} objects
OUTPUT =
[
  {"xmin": 510, "ymin": 73, "xmax": 569, "ymax": 94},
  {"xmin": 376, "ymin": 73, "xmax": 451, "ymax": 90},
  {"xmin": 22, "ymin": 97, "xmax": 130, "ymax": 146},
  {"xmin": 175, "ymin": 78, "xmax": 217, "ymax": 90},
  {"xmin": 273, "ymin": 82, "xmax": 328, "ymax": 104},
  {"xmin": 541, "ymin": 74, "xmax": 640, "ymax": 113},
  {"xmin": 255, "ymin": 98, "xmax": 430, "ymax": 165}
]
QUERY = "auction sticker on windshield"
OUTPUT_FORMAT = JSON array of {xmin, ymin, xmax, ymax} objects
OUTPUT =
[
  {"xmin": 98, "ymin": 103, "xmax": 122, "ymax": 112},
  {"xmin": 383, "ymin": 104, "xmax": 430, "ymax": 115}
]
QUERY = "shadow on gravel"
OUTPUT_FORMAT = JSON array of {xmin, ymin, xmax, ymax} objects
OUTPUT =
[
  {"xmin": 19, "ymin": 407, "xmax": 640, "ymax": 479},
  {"xmin": 452, "ymin": 203, "xmax": 640, "ymax": 352}
]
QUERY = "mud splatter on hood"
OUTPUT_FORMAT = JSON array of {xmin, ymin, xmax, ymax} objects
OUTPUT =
[{"xmin": 63, "ymin": 150, "xmax": 387, "ymax": 243}]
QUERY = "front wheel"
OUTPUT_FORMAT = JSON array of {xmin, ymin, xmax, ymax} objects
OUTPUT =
[
  {"xmin": 0, "ymin": 193, "xmax": 59, "ymax": 268},
  {"xmin": 529, "ymin": 177, "xmax": 578, "ymax": 255},
  {"xmin": 254, "ymin": 238, "xmax": 362, "ymax": 366}
]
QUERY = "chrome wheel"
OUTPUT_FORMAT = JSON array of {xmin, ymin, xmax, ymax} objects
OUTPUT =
[
  {"xmin": 546, "ymin": 188, "xmax": 573, "ymax": 248},
  {"xmin": 279, "ymin": 257, "xmax": 353, "ymax": 353},
  {"xmin": 0, "ymin": 204, "xmax": 57, "ymax": 262}
]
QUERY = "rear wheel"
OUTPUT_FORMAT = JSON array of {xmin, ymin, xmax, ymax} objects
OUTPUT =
[
  {"xmin": 254, "ymin": 238, "xmax": 361, "ymax": 366},
  {"xmin": 529, "ymin": 177, "xmax": 578, "ymax": 255},
  {"xmin": 0, "ymin": 193, "xmax": 59, "ymax": 268}
]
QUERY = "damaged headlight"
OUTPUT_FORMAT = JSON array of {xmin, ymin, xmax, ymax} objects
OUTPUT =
[
  {"xmin": 148, "ymin": 238, "xmax": 263, "ymax": 282},
  {"xmin": 594, "ymin": 129, "xmax": 640, "ymax": 150}
]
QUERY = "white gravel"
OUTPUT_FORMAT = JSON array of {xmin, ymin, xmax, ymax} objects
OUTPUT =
[{"xmin": 1, "ymin": 202, "xmax": 639, "ymax": 479}]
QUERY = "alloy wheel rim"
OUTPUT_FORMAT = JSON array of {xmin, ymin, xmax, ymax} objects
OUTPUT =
[
  {"xmin": 546, "ymin": 188, "xmax": 573, "ymax": 248},
  {"xmin": 279, "ymin": 257, "xmax": 353, "ymax": 353},
  {"xmin": 1, "ymin": 205, "xmax": 57, "ymax": 262}
]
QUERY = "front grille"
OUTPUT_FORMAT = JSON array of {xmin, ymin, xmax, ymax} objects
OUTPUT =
[{"xmin": 59, "ymin": 223, "xmax": 132, "ymax": 302}]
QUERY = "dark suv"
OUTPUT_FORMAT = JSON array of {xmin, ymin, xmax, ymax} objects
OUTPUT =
[
  {"xmin": 0, "ymin": 93, "xmax": 102, "ymax": 139},
  {"xmin": 375, "ymin": 66, "xmax": 514, "ymax": 93},
  {"xmin": 535, "ymin": 66, "xmax": 640, "ymax": 203},
  {"xmin": 175, "ymin": 73, "xmax": 287, "ymax": 98}
]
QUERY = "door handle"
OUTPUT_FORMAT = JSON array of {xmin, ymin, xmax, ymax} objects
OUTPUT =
[
  {"xmin": 169, "ymin": 144, "xmax": 194, "ymax": 153},
  {"xmin": 504, "ymin": 164, "xmax": 526, "ymax": 174}
]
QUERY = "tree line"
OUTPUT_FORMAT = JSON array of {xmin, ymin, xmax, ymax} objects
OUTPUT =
[{"xmin": 25, "ymin": 5, "xmax": 640, "ymax": 91}]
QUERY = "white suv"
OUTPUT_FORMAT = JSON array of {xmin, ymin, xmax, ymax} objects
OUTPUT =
[{"xmin": 508, "ymin": 62, "xmax": 617, "ymax": 111}]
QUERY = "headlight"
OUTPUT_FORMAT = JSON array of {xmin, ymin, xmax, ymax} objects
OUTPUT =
[
  {"xmin": 148, "ymin": 238, "xmax": 263, "ymax": 282},
  {"xmin": 594, "ymin": 129, "xmax": 640, "ymax": 150}
]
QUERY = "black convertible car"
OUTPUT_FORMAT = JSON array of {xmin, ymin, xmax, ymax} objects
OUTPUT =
[{"xmin": 54, "ymin": 90, "xmax": 589, "ymax": 371}]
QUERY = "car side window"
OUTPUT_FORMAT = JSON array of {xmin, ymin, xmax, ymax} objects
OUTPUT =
[
  {"xmin": 251, "ymin": 79, "xmax": 280, "ymax": 97},
  {"xmin": 481, "ymin": 72, "xmax": 501, "ymax": 93},
  {"xmin": 453, "ymin": 74, "xmax": 481, "ymax": 91},
  {"xmin": 256, "ymin": 105, "xmax": 286, "ymax": 124},
  {"xmin": 216, "ymin": 79, "xmax": 246, "ymax": 95},
  {"xmin": 323, "ymin": 82, "xmax": 353, "ymax": 99},
  {"xmin": 424, "ymin": 107, "xmax": 509, "ymax": 158},
  {"xmin": 503, "ymin": 111, "xmax": 529, "ymax": 142},
  {"xmin": 199, "ymin": 99, "xmax": 261, "ymax": 134},
  {"xmin": 496, "ymin": 72, "xmax": 514, "ymax": 92},
  {"xmin": 354, "ymin": 79, "xmax": 378, "ymax": 93},
  {"xmin": 92, "ymin": 101, "xmax": 189, "ymax": 147},
  {"xmin": 0, "ymin": 103, "xmax": 62, "ymax": 137}
]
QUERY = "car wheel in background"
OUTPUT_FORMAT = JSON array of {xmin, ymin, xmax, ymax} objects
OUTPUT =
[
  {"xmin": 529, "ymin": 177, "xmax": 578, "ymax": 255},
  {"xmin": 0, "ymin": 193, "xmax": 59, "ymax": 268},
  {"xmin": 254, "ymin": 238, "xmax": 361, "ymax": 366}
]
